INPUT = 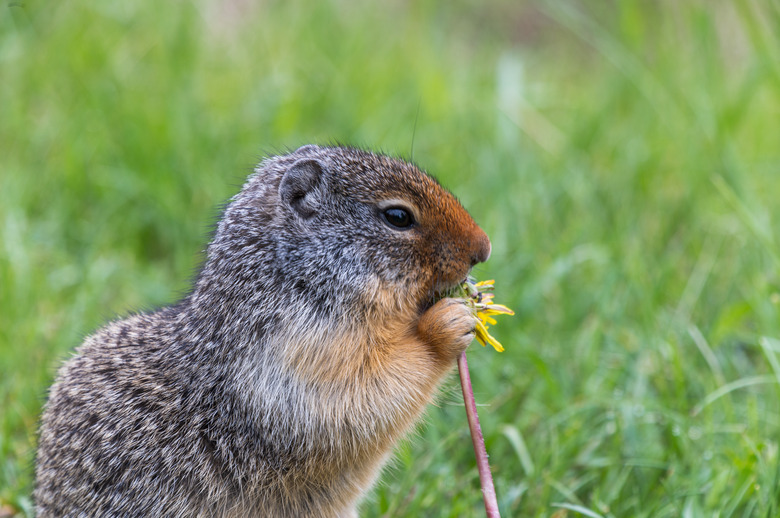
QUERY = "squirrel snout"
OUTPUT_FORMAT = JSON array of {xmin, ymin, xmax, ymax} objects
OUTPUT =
[{"xmin": 471, "ymin": 232, "xmax": 491, "ymax": 266}]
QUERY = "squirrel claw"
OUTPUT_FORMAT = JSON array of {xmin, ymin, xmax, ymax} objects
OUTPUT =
[{"xmin": 417, "ymin": 297, "xmax": 475, "ymax": 361}]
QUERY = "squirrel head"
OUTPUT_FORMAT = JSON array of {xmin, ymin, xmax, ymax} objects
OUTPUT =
[{"xmin": 198, "ymin": 145, "xmax": 490, "ymax": 326}]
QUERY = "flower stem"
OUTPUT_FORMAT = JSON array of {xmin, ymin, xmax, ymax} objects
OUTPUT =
[{"xmin": 458, "ymin": 351, "xmax": 500, "ymax": 517}]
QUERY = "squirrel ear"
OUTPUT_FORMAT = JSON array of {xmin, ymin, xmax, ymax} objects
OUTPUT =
[{"xmin": 279, "ymin": 158, "xmax": 325, "ymax": 219}]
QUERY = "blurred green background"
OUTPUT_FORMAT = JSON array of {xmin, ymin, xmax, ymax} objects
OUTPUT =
[{"xmin": 2, "ymin": 0, "xmax": 780, "ymax": 516}]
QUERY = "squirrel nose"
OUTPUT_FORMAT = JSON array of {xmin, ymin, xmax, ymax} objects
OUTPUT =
[{"xmin": 470, "ymin": 232, "xmax": 491, "ymax": 266}]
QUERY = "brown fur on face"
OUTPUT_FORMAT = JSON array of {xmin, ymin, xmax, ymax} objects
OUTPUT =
[{"xmin": 35, "ymin": 145, "xmax": 491, "ymax": 517}]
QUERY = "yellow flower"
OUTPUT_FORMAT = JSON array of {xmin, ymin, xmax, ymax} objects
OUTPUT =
[{"xmin": 452, "ymin": 278, "xmax": 514, "ymax": 352}]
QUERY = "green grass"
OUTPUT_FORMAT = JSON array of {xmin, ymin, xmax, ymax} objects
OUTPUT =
[{"xmin": 2, "ymin": 0, "xmax": 780, "ymax": 516}]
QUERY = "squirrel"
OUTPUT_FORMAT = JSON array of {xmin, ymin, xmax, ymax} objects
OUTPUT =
[{"xmin": 34, "ymin": 144, "xmax": 491, "ymax": 517}]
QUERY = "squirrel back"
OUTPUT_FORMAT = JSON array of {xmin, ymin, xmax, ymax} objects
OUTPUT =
[{"xmin": 35, "ymin": 145, "xmax": 491, "ymax": 516}]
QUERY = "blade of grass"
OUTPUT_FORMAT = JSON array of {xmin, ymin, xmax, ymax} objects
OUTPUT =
[
  {"xmin": 551, "ymin": 502, "xmax": 605, "ymax": 518},
  {"xmin": 692, "ymin": 375, "xmax": 777, "ymax": 416}
]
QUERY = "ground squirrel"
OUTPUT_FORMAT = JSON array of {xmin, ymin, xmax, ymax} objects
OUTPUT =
[{"xmin": 35, "ymin": 144, "xmax": 491, "ymax": 516}]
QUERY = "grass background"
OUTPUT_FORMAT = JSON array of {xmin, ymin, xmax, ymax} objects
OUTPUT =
[{"xmin": 2, "ymin": 0, "xmax": 780, "ymax": 516}]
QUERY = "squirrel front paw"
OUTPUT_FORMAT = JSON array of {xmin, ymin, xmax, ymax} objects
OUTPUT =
[{"xmin": 417, "ymin": 298, "xmax": 475, "ymax": 361}]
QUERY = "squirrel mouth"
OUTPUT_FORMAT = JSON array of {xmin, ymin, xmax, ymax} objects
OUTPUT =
[
  {"xmin": 424, "ymin": 276, "xmax": 471, "ymax": 312},
  {"xmin": 433, "ymin": 277, "xmax": 469, "ymax": 299}
]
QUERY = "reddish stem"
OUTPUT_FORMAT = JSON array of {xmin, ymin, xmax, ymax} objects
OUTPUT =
[{"xmin": 458, "ymin": 351, "xmax": 500, "ymax": 517}]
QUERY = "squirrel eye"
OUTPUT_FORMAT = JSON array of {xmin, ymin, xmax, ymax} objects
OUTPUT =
[{"xmin": 381, "ymin": 207, "xmax": 414, "ymax": 230}]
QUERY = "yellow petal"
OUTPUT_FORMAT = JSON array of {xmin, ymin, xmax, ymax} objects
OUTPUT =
[
  {"xmin": 480, "ymin": 293, "xmax": 495, "ymax": 303},
  {"xmin": 475, "ymin": 279, "xmax": 495, "ymax": 288},
  {"xmin": 473, "ymin": 314, "xmax": 504, "ymax": 352},
  {"xmin": 483, "ymin": 304, "xmax": 515, "ymax": 316},
  {"xmin": 475, "ymin": 320, "xmax": 490, "ymax": 347},
  {"xmin": 478, "ymin": 314, "xmax": 498, "ymax": 326},
  {"xmin": 483, "ymin": 332, "xmax": 505, "ymax": 352}
]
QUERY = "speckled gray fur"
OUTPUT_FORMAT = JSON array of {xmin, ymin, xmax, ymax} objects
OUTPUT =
[{"xmin": 35, "ymin": 145, "xmax": 490, "ymax": 517}]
